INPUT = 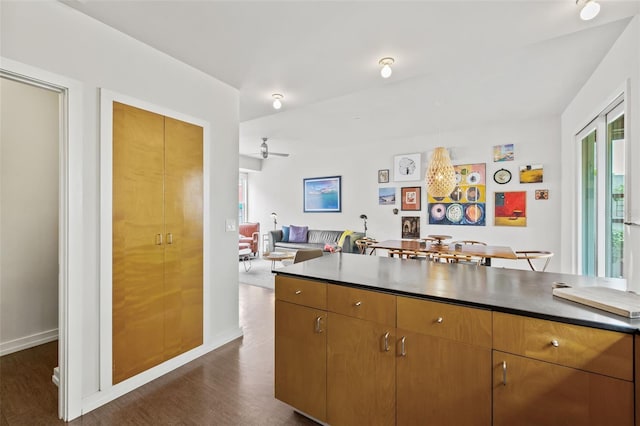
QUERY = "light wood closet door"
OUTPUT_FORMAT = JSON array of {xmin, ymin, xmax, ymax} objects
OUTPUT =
[
  {"xmin": 163, "ymin": 117, "xmax": 203, "ymax": 358},
  {"xmin": 113, "ymin": 102, "xmax": 166, "ymax": 383}
]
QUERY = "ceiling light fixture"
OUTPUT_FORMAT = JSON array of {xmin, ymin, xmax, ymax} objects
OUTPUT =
[
  {"xmin": 272, "ymin": 93, "xmax": 283, "ymax": 110},
  {"xmin": 379, "ymin": 57, "xmax": 394, "ymax": 79},
  {"xmin": 577, "ymin": 0, "xmax": 600, "ymax": 21},
  {"xmin": 425, "ymin": 147, "xmax": 456, "ymax": 198}
]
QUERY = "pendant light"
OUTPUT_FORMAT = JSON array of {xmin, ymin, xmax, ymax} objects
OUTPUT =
[{"xmin": 425, "ymin": 147, "xmax": 456, "ymax": 198}]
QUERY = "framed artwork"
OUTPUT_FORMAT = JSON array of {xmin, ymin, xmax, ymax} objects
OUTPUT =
[
  {"xmin": 427, "ymin": 163, "xmax": 486, "ymax": 226},
  {"xmin": 493, "ymin": 144, "xmax": 514, "ymax": 162},
  {"xmin": 303, "ymin": 176, "xmax": 341, "ymax": 212},
  {"xmin": 378, "ymin": 169, "xmax": 390, "ymax": 183},
  {"xmin": 401, "ymin": 186, "xmax": 421, "ymax": 211},
  {"xmin": 378, "ymin": 187, "xmax": 396, "ymax": 205},
  {"xmin": 495, "ymin": 191, "xmax": 526, "ymax": 226},
  {"xmin": 394, "ymin": 153, "xmax": 421, "ymax": 182},
  {"xmin": 535, "ymin": 189, "xmax": 549, "ymax": 200},
  {"xmin": 401, "ymin": 216, "xmax": 420, "ymax": 239},
  {"xmin": 519, "ymin": 164, "xmax": 543, "ymax": 183}
]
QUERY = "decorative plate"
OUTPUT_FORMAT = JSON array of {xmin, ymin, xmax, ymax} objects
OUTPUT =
[{"xmin": 493, "ymin": 168, "xmax": 512, "ymax": 184}]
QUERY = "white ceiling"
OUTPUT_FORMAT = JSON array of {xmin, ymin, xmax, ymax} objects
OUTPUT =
[{"xmin": 63, "ymin": 1, "xmax": 639, "ymax": 157}]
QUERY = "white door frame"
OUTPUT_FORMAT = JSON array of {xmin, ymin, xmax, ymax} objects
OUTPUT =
[{"xmin": 0, "ymin": 57, "xmax": 84, "ymax": 421}]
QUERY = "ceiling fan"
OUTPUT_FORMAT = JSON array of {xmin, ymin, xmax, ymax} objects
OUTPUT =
[{"xmin": 258, "ymin": 137, "xmax": 289, "ymax": 159}]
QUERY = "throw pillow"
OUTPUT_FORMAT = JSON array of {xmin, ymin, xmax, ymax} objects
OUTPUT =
[
  {"xmin": 282, "ymin": 225, "xmax": 290, "ymax": 242},
  {"xmin": 337, "ymin": 230, "xmax": 354, "ymax": 247},
  {"xmin": 289, "ymin": 225, "xmax": 309, "ymax": 243}
]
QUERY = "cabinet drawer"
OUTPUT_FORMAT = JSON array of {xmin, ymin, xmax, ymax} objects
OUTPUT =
[
  {"xmin": 493, "ymin": 312, "xmax": 633, "ymax": 381},
  {"xmin": 327, "ymin": 284, "xmax": 395, "ymax": 326},
  {"xmin": 275, "ymin": 276, "xmax": 326, "ymax": 310},
  {"xmin": 397, "ymin": 296, "xmax": 492, "ymax": 348}
]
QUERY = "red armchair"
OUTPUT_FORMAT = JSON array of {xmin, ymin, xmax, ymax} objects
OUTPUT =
[{"xmin": 239, "ymin": 222, "xmax": 260, "ymax": 255}]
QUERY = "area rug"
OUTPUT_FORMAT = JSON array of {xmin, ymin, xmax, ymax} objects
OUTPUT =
[{"xmin": 239, "ymin": 257, "xmax": 286, "ymax": 290}]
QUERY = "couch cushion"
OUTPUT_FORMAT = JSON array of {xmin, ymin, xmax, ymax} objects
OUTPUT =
[
  {"xmin": 308, "ymin": 230, "xmax": 342, "ymax": 244},
  {"xmin": 289, "ymin": 225, "xmax": 308, "ymax": 243},
  {"xmin": 275, "ymin": 242, "xmax": 325, "ymax": 251},
  {"xmin": 282, "ymin": 225, "xmax": 290, "ymax": 242}
]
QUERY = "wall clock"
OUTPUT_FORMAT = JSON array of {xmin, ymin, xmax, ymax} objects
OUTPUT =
[{"xmin": 493, "ymin": 168, "xmax": 512, "ymax": 184}]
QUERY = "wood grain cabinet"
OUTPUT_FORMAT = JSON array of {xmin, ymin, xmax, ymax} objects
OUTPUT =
[
  {"xmin": 112, "ymin": 102, "xmax": 203, "ymax": 384},
  {"xmin": 493, "ymin": 312, "xmax": 634, "ymax": 426},
  {"xmin": 275, "ymin": 277, "xmax": 328, "ymax": 422},
  {"xmin": 327, "ymin": 285, "xmax": 396, "ymax": 426},
  {"xmin": 396, "ymin": 296, "xmax": 492, "ymax": 426}
]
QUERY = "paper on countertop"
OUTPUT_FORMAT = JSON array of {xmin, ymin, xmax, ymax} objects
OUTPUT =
[{"xmin": 552, "ymin": 286, "xmax": 640, "ymax": 318}]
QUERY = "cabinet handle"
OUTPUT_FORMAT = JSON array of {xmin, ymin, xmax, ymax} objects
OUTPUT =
[
  {"xmin": 167, "ymin": 233, "xmax": 173, "ymax": 245},
  {"xmin": 383, "ymin": 331, "xmax": 390, "ymax": 352},
  {"xmin": 315, "ymin": 316, "xmax": 323, "ymax": 333},
  {"xmin": 400, "ymin": 336, "xmax": 406, "ymax": 357},
  {"xmin": 436, "ymin": 317, "xmax": 444, "ymax": 324},
  {"xmin": 502, "ymin": 361, "xmax": 507, "ymax": 386},
  {"xmin": 156, "ymin": 233, "xmax": 163, "ymax": 245},
  {"xmin": 354, "ymin": 301, "xmax": 362, "ymax": 307},
  {"xmin": 295, "ymin": 290, "xmax": 302, "ymax": 295},
  {"xmin": 551, "ymin": 339, "xmax": 559, "ymax": 348}
]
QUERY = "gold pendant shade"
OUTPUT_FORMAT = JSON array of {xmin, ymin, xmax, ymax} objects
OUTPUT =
[{"xmin": 425, "ymin": 147, "xmax": 456, "ymax": 198}]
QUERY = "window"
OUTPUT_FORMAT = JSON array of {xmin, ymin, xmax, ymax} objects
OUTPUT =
[
  {"xmin": 238, "ymin": 172, "xmax": 248, "ymax": 224},
  {"xmin": 578, "ymin": 97, "xmax": 625, "ymax": 278}
]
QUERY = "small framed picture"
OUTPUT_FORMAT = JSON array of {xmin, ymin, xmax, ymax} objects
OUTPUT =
[
  {"xmin": 519, "ymin": 164, "xmax": 543, "ymax": 183},
  {"xmin": 535, "ymin": 189, "xmax": 549, "ymax": 200},
  {"xmin": 401, "ymin": 186, "xmax": 421, "ymax": 211},
  {"xmin": 401, "ymin": 216, "xmax": 420, "ymax": 239},
  {"xmin": 378, "ymin": 169, "xmax": 389, "ymax": 183}
]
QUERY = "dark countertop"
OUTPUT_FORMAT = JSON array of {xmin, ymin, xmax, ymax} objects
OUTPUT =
[{"xmin": 274, "ymin": 253, "xmax": 640, "ymax": 333}]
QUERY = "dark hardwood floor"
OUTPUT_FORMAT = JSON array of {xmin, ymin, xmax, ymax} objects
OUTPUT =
[{"xmin": 0, "ymin": 284, "xmax": 317, "ymax": 425}]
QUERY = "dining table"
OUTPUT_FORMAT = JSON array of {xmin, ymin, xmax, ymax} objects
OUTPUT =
[{"xmin": 370, "ymin": 239, "xmax": 517, "ymax": 266}]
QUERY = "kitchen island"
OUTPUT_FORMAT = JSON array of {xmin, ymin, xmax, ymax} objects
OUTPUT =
[{"xmin": 274, "ymin": 253, "xmax": 639, "ymax": 425}]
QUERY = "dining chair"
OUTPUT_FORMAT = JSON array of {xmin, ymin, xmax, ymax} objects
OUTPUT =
[
  {"xmin": 435, "ymin": 240, "xmax": 487, "ymax": 265},
  {"xmin": 293, "ymin": 249, "xmax": 324, "ymax": 264},
  {"xmin": 355, "ymin": 238, "xmax": 378, "ymax": 255},
  {"xmin": 515, "ymin": 250, "xmax": 554, "ymax": 272}
]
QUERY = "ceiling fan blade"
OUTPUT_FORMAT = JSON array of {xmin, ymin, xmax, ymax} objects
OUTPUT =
[{"xmin": 269, "ymin": 152, "xmax": 290, "ymax": 157}]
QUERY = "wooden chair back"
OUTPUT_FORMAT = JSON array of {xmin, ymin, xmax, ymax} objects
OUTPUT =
[
  {"xmin": 293, "ymin": 249, "xmax": 324, "ymax": 264},
  {"xmin": 515, "ymin": 250, "xmax": 554, "ymax": 271}
]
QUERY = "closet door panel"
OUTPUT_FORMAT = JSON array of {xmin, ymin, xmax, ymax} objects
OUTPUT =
[
  {"xmin": 163, "ymin": 117, "xmax": 203, "ymax": 358},
  {"xmin": 112, "ymin": 102, "xmax": 166, "ymax": 384}
]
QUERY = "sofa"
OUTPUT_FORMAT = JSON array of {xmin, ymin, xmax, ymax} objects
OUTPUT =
[
  {"xmin": 239, "ymin": 222, "xmax": 260, "ymax": 255},
  {"xmin": 268, "ymin": 227, "xmax": 364, "ymax": 254}
]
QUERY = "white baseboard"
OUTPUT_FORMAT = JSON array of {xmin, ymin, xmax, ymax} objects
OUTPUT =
[
  {"xmin": 52, "ymin": 366, "xmax": 60, "ymax": 387},
  {"xmin": 81, "ymin": 326, "xmax": 243, "ymax": 416},
  {"xmin": 0, "ymin": 329, "xmax": 58, "ymax": 356}
]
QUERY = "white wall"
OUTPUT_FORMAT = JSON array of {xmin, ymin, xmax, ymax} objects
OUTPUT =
[
  {"xmin": 248, "ymin": 115, "xmax": 562, "ymax": 271},
  {"xmin": 0, "ymin": 78, "xmax": 59, "ymax": 354},
  {"xmin": 561, "ymin": 16, "xmax": 639, "ymax": 285},
  {"xmin": 1, "ymin": 0, "xmax": 240, "ymax": 415}
]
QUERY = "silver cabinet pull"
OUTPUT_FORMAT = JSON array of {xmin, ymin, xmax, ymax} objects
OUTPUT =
[
  {"xmin": 167, "ymin": 233, "xmax": 173, "ymax": 245},
  {"xmin": 502, "ymin": 361, "xmax": 507, "ymax": 386},
  {"xmin": 354, "ymin": 301, "xmax": 362, "ymax": 307},
  {"xmin": 383, "ymin": 331, "xmax": 390, "ymax": 352},
  {"xmin": 156, "ymin": 233, "xmax": 163, "ymax": 245},
  {"xmin": 295, "ymin": 290, "xmax": 302, "ymax": 295},
  {"xmin": 551, "ymin": 339, "xmax": 559, "ymax": 348},
  {"xmin": 436, "ymin": 317, "xmax": 444, "ymax": 324},
  {"xmin": 400, "ymin": 336, "xmax": 407, "ymax": 357},
  {"xmin": 315, "ymin": 316, "xmax": 323, "ymax": 333}
]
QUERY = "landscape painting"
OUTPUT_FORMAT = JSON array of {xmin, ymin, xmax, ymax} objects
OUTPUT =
[
  {"xmin": 519, "ymin": 164, "xmax": 543, "ymax": 183},
  {"xmin": 303, "ymin": 176, "xmax": 341, "ymax": 212},
  {"xmin": 378, "ymin": 187, "xmax": 396, "ymax": 205},
  {"xmin": 493, "ymin": 143, "xmax": 514, "ymax": 162}
]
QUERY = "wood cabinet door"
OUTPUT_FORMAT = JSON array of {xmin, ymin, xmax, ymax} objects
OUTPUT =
[
  {"xmin": 327, "ymin": 313, "xmax": 395, "ymax": 426},
  {"xmin": 163, "ymin": 116, "xmax": 203, "ymax": 359},
  {"xmin": 275, "ymin": 300, "xmax": 327, "ymax": 422},
  {"xmin": 396, "ymin": 330, "xmax": 491, "ymax": 426},
  {"xmin": 493, "ymin": 351, "xmax": 634, "ymax": 426},
  {"xmin": 112, "ymin": 102, "xmax": 166, "ymax": 384}
]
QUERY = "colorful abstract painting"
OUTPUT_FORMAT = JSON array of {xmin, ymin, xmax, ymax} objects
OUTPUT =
[
  {"xmin": 427, "ymin": 163, "xmax": 486, "ymax": 226},
  {"xmin": 495, "ymin": 191, "xmax": 526, "ymax": 226},
  {"xmin": 493, "ymin": 144, "xmax": 514, "ymax": 162}
]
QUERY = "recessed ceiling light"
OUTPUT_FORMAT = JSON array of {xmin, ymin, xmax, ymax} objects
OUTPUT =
[
  {"xmin": 272, "ymin": 93, "xmax": 283, "ymax": 110},
  {"xmin": 378, "ymin": 57, "xmax": 395, "ymax": 79}
]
